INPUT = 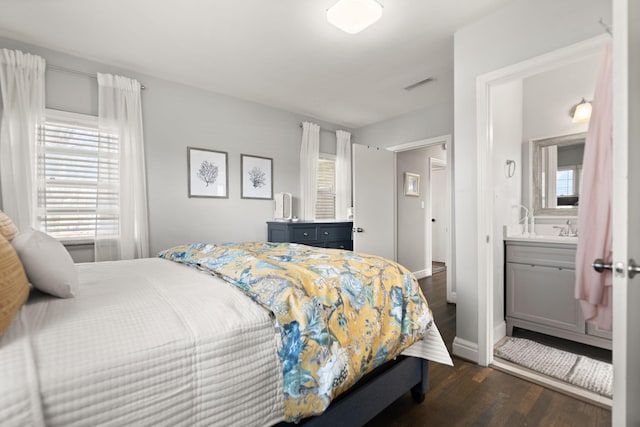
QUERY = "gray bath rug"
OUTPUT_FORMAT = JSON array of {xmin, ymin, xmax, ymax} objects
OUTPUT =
[{"xmin": 494, "ymin": 337, "xmax": 612, "ymax": 398}]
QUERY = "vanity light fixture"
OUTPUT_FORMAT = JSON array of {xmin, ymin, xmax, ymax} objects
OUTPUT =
[
  {"xmin": 571, "ymin": 98, "xmax": 592, "ymax": 124},
  {"xmin": 327, "ymin": 0, "xmax": 383, "ymax": 34}
]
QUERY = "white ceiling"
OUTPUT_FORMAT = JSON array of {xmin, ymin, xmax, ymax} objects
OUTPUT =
[{"xmin": 0, "ymin": 0, "xmax": 512, "ymax": 128}]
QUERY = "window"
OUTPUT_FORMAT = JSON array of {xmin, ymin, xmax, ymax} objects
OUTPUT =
[
  {"xmin": 38, "ymin": 110, "xmax": 119, "ymax": 241},
  {"xmin": 315, "ymin": 155, "xmax": 336, "ymax": 219},
  {"xmin": 556, "ymin": 167, "xmax": 575, "ymax": 196}
]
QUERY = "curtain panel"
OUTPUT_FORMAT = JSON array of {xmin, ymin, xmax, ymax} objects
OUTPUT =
[
  {"xmin": 0, "ymin": 49, "xmax": 45, "ymax": 231},
  {"xmin": 575, "ymin": 44, "xmax": 613, "ymax": 330},
  {"xmin": 299, "ymin": 122, "xmax": 320, "ymax": 220},
  {"xmin": 96, "ymin": 73, "xmax": 149, "ymax": 261},
  {"xmin": 335, "ymin": 130, "xmax": 352, "ymax": 220}
]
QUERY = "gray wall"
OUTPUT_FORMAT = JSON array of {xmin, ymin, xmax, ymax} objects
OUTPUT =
[
  {"xmin": 396, "ymin": 145, "xmax": 446, "ymax": 273},
  {"xmin": 0, "ymin": 36, "xmax": 347, "ymax": 257},
  {"xmin": 352, "ymin": 102, "xmax": 453, "ymax": 148}
]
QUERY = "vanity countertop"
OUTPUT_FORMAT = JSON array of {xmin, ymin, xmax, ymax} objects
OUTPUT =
[
  {"xmin": 503, "ymin": 225, "xmax": 577, "ymax": 246},
  {"xmin": 504, "ymin": 234, "xmax": 577, "ymax": 246}
]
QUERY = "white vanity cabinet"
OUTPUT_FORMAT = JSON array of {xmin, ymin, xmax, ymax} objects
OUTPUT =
[{"xmin": 505, "ymin": 240, "xmax": 612, "ymax": 350}]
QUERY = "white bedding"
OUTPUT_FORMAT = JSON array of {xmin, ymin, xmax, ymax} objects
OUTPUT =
[
  {"xmin": 1, "ymin": 259, "xmax": 284, "ymax": 427},
  {"xmin": 0, "ymin": 258, "xmax": 451, "ymax": 427}
]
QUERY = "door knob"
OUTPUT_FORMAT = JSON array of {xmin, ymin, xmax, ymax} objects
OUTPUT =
[
  {"xmin": 432, "ymin": 218, "xmax": 436, "ymax": 222},
  {"xmin": 353, "ymin": 227, "xmax": 364, "ymax": 233},
  {"xmin": 628, "ymin": 258, "xmax": 640, "ymax": 279},
  {"xmin": 592, "ymin": 259, "xmax": 613, "ymax": 273}
]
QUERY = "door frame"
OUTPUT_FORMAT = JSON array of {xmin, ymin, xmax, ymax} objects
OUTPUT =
[
  {"xmin": 612, "ymin": 0, "xmax": 640, "ymax": 423},
  {"xmin": 387, "ymin": 135, "xmax": 455, "ymax": 303},
  {"xmin": 475, "ymin": 35, "xmax": 609, "ymax": 366}
]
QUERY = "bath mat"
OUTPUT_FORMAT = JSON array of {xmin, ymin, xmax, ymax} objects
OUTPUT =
[{"xmin": 494, "ymin": 337, "xmax": 612, "ymax": 398}]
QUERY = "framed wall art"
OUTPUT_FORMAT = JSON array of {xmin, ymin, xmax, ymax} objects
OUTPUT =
[
  {"xmin": 404, "ymin": 172, "xmax": 420, "ymax": 197},
  {"xmin": 187, "ymin": 147, "xmax": 228, "ymax": 198},
  {"xmin": 241, "ymin": 154, "xmax": 273, "ymax": 200}
]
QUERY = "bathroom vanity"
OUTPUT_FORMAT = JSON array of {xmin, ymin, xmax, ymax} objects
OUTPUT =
[{"xmin": 504, "ymin": 237, "xmax": 612, "ymax": 350}]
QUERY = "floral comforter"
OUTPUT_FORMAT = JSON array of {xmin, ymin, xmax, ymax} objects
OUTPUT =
[{"xmin": 159, "ymin": 242, "xmax": 433, "ymax": 422}]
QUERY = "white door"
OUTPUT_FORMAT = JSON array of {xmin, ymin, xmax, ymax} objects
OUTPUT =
[
  {"xmin": 612, "ymin": 1, "xmax": 640, "ymax": 424},
  {"xmin": 430, "ymin": 160, "xmax": 448, "ymax": 264},
  {"xmin": 352, "ymin": 144, "xmax": 396, "ymax": 260}
]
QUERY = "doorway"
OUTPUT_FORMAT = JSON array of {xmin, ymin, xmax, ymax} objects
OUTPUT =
[
  {"xmin": 475, "ymin": 35, "xmax": 611, "ymax": 403},
  {"xmin": 387, "ymin": 135, "xmax": 455, "ymax": 303}
]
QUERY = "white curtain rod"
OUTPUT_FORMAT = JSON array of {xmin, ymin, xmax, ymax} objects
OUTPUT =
[{"xmin": 47, "ymin": 64, "xmax": 146, "ymax": 90}]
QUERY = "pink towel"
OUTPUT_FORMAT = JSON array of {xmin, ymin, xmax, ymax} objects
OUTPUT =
[{"xmin": 575, "ymin": 43, "xmax": 613, "ymax": 330}]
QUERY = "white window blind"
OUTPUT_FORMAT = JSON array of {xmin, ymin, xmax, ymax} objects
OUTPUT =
[
  {"xmin": 315, "ymin": 157, "xmax": 336, "ymax": 219},
  {"xmin": 38, "ymin": 110, "xmax": 119, "ymax": 241}
]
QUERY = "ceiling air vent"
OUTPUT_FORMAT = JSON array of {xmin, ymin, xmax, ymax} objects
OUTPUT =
[{"xmin": 403, "ymin": 77, "xmax": 434, "ymax": 91}]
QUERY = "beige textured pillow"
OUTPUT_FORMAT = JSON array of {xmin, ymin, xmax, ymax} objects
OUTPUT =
[
  {"xmin": 0, "ymin": 234, "xmax": 29, "ymax": 336},
  {"xmin": 12, "ymin": 229, "xmax": 78, "ymax": 298},
  {"xmin": 0, "ymin": 210, "xmax": 18, "ymax": 241}
]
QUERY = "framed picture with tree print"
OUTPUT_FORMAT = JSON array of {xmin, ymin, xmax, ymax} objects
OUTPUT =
[
  {"xmin": 241, "ymin": 154, "xmax": 273, "ymax": 200},
  {"xmin": 187, "ymin": 147, "xmax": 228, "ymax": 198}
]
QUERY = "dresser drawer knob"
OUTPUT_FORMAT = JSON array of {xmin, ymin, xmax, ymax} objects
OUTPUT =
[
  {"xmin": 324, "ymin": 231, "xmax": 329, "ymax": 235},
  {"xmin": 303, "ymin": 232, "xmax": 309, "ymax": 237}
]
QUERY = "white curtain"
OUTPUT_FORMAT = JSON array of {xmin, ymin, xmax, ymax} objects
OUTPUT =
[
  {"xmin": 299, "ymin": 122, "xmax": 320, "ymax": 220},
  {"xmin": 335, "ymin": 130, "xmax": 352, "ymax": 220},
  {"xmin": 0, "ymin": 49, "xmax": 45, "ymax": 231},
  {"xmin": 96, "ymin": 73, "xmax": 149, "ymax": 261}
]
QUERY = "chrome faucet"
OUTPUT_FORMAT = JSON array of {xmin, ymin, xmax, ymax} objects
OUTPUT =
[
  {"xmin": 512, "ymin": 204, "xmax": 532, "ymax": 236},
  {"xmin": 553, "ymin": 220, "xmax": 578, "ymax": 237}
]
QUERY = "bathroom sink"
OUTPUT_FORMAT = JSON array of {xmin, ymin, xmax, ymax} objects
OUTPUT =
[{"xmin": 505, "ymin": 234, "xmax": 578, "ymax": 244}]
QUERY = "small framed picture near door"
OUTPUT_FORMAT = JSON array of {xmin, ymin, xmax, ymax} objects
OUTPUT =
[
  {"xmin": 188, "ymin": 147, "xmax": 228, "ymax": 198},
  {"xmin": 404, "ymin": 172, "xmax": 420, "ymax": 197},
  {"xmin": 241, "ymin": 154, "xmax": 273, "ymax": 199}
]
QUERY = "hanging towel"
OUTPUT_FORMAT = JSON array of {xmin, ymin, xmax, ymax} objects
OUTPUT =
[{"xmin": 575, "ymin": 43, "xmax": 613, "ymax": 330}]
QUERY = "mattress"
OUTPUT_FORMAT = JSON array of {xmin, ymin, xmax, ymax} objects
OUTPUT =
[
  {"xmin": 0, "ymin": 258, "xmax": 451, "ymax": 426},
  {"xmin": 0, "ymin": 258, "xmax": 285, "ymax": 427}
]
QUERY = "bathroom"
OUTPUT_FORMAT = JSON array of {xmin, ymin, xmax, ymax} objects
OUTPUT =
[{"xmin": 486, "ymin": 36, "xmax": 612, "ymax": 402}]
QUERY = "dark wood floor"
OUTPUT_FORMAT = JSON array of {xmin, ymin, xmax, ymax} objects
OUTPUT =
[{"xmin": 365, "ymin": 271, "xmax": 612, "ymax": 427}]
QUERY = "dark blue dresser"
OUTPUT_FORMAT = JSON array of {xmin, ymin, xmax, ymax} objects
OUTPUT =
[{"xmin": 267, "ymin": 221, "xmax": 353, "ymax": 250}]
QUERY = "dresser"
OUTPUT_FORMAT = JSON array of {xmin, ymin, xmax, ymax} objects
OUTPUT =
[{"xmin": 267, "ymin": 221, "xmax": 353, "ymax": 250}]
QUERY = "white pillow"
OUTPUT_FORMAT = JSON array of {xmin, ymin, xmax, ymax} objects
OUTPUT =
[{"xmin": 12, "ymin": 229, "xmax": 78, "ymax": 298}]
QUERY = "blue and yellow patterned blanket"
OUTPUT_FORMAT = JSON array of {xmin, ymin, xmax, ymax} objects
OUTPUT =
[{"xmin": 159, "ymin": 242, "xmax": 433, "ymax": 422}]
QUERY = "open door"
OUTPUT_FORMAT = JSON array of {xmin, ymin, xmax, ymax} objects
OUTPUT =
[
  {"xmin": 352, "ymin": 144, "xmax": 395, "ymax": 260},
  {"xmin": 430, "ymin": 158, "xmax": 448, "ymax": 267},
  {"xmin": 612, "ymin": 1, "xmax": 640, "ymax": 424}
]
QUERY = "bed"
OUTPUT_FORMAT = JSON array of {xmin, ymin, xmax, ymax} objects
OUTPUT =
[{"xmin": 0, "ymin": 242, "xmax": 451, "ymax": 426}]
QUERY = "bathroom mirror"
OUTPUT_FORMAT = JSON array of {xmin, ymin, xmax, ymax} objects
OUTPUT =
[{"xmin": 531, "ymin": 132, "xmax": 586, "ymax": 216}]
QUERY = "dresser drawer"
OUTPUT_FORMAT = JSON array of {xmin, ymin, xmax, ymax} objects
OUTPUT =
[
  {"xmin": 318, "ymin": 225, "xmax": 352, "ymax": 242},
  {"xmin": 291, "ymin": 226, "xmax": 317, "ymax": 242}
]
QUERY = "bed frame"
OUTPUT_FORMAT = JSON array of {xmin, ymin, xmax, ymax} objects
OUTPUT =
[{"xmin": 277, "ymin": 356, "xmax": 429, "ymax": 427}]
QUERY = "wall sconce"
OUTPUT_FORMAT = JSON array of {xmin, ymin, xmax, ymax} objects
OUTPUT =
[{"xmin": 570, "ymin": 98, "xmax": 592, "ymax": 124}]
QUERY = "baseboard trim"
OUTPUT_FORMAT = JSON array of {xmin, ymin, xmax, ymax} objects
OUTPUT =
[
  {"xmin": 493, "ymin": 321, "xmax": 506, "ymax": 345},
  {"xmin": 452, "ymin": 337, "xmax": 479, "ymax": 363},
  {"xmin": 412, "ymin": 269, "xmax": 431, "ymax": 280},
  {"xmin": 446, "ymin": 291, "xmax": 457, "ymax": 304}
]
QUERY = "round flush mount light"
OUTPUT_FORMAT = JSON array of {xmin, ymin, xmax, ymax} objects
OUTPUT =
[{"xmin": 327, "ymin": 0, "xmax": 383, "ymax": 34}]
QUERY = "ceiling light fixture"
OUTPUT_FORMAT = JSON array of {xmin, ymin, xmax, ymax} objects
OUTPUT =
[
  {"xmin": 570, "ymin": 98, "xmax": 592, "ymax": 123},
  {"xmin": 327, "ymin": 0, "xmax": 383, "ymax": 34}
]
